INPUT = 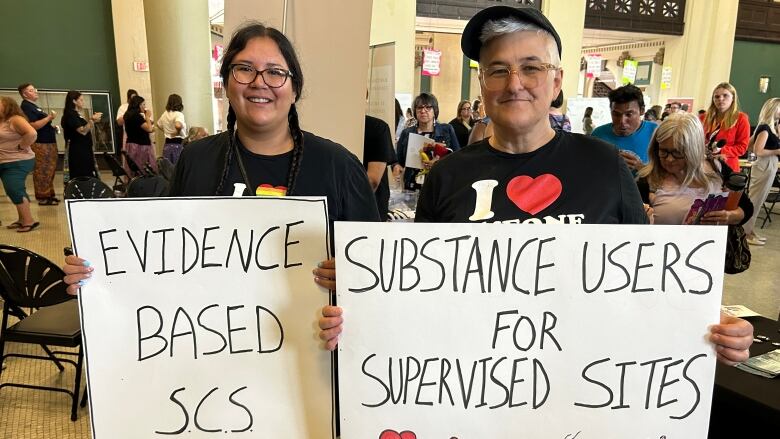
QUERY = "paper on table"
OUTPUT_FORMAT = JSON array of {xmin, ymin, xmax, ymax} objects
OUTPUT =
[
  {"xmin": 736, "ymin": 349, "xmax": 780, "ymax": 378},
  {"xmin": 404, "ymin": 133, "xmax": 433, "ymax": 169},
  {"xmin": 721, "ymin": 304, "xmax": 762, "ymax": 318}
]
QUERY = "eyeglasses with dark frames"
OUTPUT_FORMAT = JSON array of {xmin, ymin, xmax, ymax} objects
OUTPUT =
[
  {"xmin": 230, "ymin": 64, "xmax": 293, "ymax": 88},
  {"xmin": 658, "ymin": 148, "xmax": 685, "ymax": 159}
]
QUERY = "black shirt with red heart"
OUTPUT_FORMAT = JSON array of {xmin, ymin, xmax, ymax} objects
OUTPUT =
[{"xmin": 415, "ymin": 131, "xmax": 648, "ymax": 225}]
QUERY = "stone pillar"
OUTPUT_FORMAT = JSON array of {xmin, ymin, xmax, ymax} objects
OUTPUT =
[
  {"xmin": 370, "ymin": 0, "xmax": 416, "ymax": 106},
  {"xmin": 224, "ymin": 0, "xmax": 373, "ymax": 159},
  {"xmin": 111, "ymin": 0, "xmax": 153, "ymax": 116},
  {"xmin": 143, "ymin": 0, "xmax": 214, "ymax": 154},
  {"xmin": 660, "ymin": 0, "xmax": 739, "ymax": 111},
  {"xmin": 542, "ymin": 0, "xmax": 587, "ymax": 106}
]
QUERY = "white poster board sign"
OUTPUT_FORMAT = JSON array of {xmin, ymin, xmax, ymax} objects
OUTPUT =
[
  {"xmin": 336, "ymin": 222, "xmax": 724, "ymax": 439},
  {"xmin": 622, "ymin": 60, "xmax": 638, "ymax": 85},
  {"xmin": 566, "ymin": 97, "xmax": 611, "ymax": 134},
  {"xmin": 586, "ymin": 54, "xmax": 602, "ymax": 78},
  {"xmin": 404, "ymin": 133, "xmax": 433, "ymax": 169},
  {"xmin": 661, "ymin": 66, "xmax": 673, "ymax": 90},
  {"xmin": 67, "ymin": 197, "xmax": 334, "ymax": 439},
  {"xmin": 422, "ymin": 49, "xmax": 441, "ymax": 76}
]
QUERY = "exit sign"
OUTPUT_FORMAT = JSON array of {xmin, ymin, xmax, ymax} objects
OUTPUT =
[{"xmin": 133, "ymin": 61, "xmax": 149, "ymax": 72}]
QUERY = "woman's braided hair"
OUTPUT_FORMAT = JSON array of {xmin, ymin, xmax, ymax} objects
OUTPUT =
[{"xmin": 216, "ymin": 22, "xmax": 305, "ymax": 196}]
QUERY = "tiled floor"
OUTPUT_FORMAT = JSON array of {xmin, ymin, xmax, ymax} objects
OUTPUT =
[{"xmin": 0, "ymin": 172, "xmax": 779, "ymax": 438}]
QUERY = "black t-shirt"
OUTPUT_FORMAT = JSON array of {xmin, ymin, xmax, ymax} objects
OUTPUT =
[
  {"xmin": 21, "ymin": 100, "xmax": 56, "ymax": 143},
  {"xmin": 124, "ymin": 112, "xmax": 151, "ymax": 145},
  {"xmin": 363, "ymin": 115, "xmax": 396, "ymax": 221},
  {"xmin": 755, "ymin": 124, "xmax": 780, "ymax": 151},
  {"xmin": 416, "ymin": 131, "xmax": 648, "ymax": 224},
  {"xmin": 448, "ymin": 118, "xmax": 471, "ymax": 148},
  {"xmin": 170, "ymin": 131, "xmax": 380, "ymax": 237},
  {"xmin": 61, "ymin": 110, "xmax": 91, "ymax": 148}
]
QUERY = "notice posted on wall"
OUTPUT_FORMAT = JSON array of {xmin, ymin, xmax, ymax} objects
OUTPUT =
[
  {"xmin": 67, "ymin": 197, "xmax": 334, "ymax": 439},
  {"xmin": 336, "ymin": 223, "xmax": 725, "ymax": 438}
]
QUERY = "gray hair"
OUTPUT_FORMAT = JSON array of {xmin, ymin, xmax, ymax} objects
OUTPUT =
[{"xmin": 479, "ymin": 18, "xmax": 560, "ymax": 65}]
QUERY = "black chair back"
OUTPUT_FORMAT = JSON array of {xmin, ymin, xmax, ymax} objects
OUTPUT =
[
  {"xmin": 64, "ymin": 177, "xmax": 114, "ymax": 199},
  {"xmin": 127, "ymin": 175, "xmax": 169, "ymax": 198},
  {"xmin": 0, "ymin": 245, "xmax": 72, "ymax": 308},
  {"xmin": 121, "ymin": 150, "xmax": 146, "ymax": 177},
  {"xmin": 157, "ymin": 157, "xmax": 175, "ymax": 181},
  {"xmin": 103, "ymin": 153, "xmax": 126, "ymax": 177}
]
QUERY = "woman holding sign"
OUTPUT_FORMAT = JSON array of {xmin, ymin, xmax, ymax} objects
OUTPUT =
[{"xmin": 62, "ymin": 23, "xmax": 378, "ymax": 335}]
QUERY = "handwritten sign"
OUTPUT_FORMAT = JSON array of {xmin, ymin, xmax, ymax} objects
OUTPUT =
[
  {"xmin": 586, "ymin": 54, "xmax": 602, "ymax": 78},
  {"xmin": 661, "ymin": 66, "xmax": 673, "ymax": 90},
  {"xmin": 621, "ymin": 60, "xmax": 638, "ymax": 85},
  {"xmin": 67, "ymin": 197, "xmax": 333, "ymax": 439},
  {"xmin": 336, "ymin": 223, "xmax": 724, "ymax": 438},
  {"xmin": 422, "ymin": 49, "xmax": 441, "ymax": 76}
]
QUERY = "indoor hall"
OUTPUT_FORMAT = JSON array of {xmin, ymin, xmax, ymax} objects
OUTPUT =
[{"xmin": 2, "ymin": 0, "xmax": 780, "ymax": 437}]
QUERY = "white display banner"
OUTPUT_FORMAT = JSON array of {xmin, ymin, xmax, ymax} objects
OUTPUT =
[
  {"xmin": 566, "ymin": 97, "xmax": 611, "ymax": 134},
  {"xmin": 336, "ymin": 222, "xmax": 725, "ymax": 439},
  {"xmin": 67, "ymin": 197, "xmax": 334, "ymax": 439}
]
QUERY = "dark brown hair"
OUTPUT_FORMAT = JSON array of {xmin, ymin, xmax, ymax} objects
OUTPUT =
[
  {"xmin": 16, "ymin": 83, "xmax": 32, "ymax": 96},
  {"xmin": 165, "ymin": 93, "xmax": 183, "ymax": 112},
  {"xmin": 216, "ymin": 22, "xmax": 305, "ymax": 196}
]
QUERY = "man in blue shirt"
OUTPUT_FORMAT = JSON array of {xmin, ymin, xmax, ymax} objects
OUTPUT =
[{"xmin": 592, "ymin": 85, "xmax": 657, "ymax": 172}]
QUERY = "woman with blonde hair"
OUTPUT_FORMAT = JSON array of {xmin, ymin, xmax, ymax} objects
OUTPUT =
[
  {"xmin": 700, "ymin": 82, "xmax": 750, "ymax": 172},
  {"xmin": 637, "ymin": 113, "xmax": 751, "ymax": 226},
  {"xmin": 743, "ymin": 97, "xmax": 780, "ymax": 245}
]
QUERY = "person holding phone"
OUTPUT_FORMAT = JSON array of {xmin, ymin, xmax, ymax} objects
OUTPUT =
[{"xmin": 62, "ymin": 90, "xmax": 101, "ymax": 179}]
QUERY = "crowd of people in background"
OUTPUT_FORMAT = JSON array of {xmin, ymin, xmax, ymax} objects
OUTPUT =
[{"xmin": 0, "ymin": 83, "xmax": 212, "ymax": 231}]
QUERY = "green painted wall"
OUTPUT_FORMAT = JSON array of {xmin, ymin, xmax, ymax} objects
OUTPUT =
[
  {"xmin": 0, "ymin": 1, "xmax": 120, "ymax": 113},
  {"xmin": 730, "ymin": 40, "xmax": 780, "ymax": 125}
]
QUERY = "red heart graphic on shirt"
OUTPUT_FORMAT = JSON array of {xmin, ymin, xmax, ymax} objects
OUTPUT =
[
  {"xmin": 506, "ymin": 174, "xmax": 562, "ymax": 215},
  {"xmin": 379, "ymin": 430, "xmax": 417, "ymax": 439}
]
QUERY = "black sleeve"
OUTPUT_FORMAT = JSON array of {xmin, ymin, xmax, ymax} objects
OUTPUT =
[
  {"xmin": 364, "ymin": 120, "xmax": 393, "ymax": 163},
  {"xmin": 341, "ymin": 154, "xmax": 381, "ymax": 222},
  {"xmin": 396, "ymin": 129, "xmax": 409, "ymax": 167},
  {"xmin": 63, "ymin": 111, "xmax": 86, "ymax": 130},
  {"xmin": 618, "ymin": 158, "xmax": 649, "ymax": 224},
  {"xmin": 415, "ymin": 169, "xmax": 438, "ymax": 223},
  {"xmin": 736, "ymin": 190, "xmax": 753, "ymax": 226},
  {"xmin": 635, "ymin": 177, "xmax": 651, "ymax": 204},
  {"xmin": 446, "ymin": 124, "xmax": 461, "ymax": 151},
  {"xmin": 21, "ymin": 102, "xmax": 38, "ymax": 121}
]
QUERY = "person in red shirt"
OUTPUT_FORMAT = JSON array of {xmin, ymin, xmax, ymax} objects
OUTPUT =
[{"xmin": 700, "ymin": 82, "xmax": 750, "ymax": 172}]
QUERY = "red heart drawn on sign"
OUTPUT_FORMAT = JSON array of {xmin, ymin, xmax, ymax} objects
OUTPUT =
[
  {"xmin": 379, "ymin": 430, "xmax": 417, "ymax": 439},
  {"xmin": 506, "ymin": 174, "xmax": 562, "ymax": 215}
]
